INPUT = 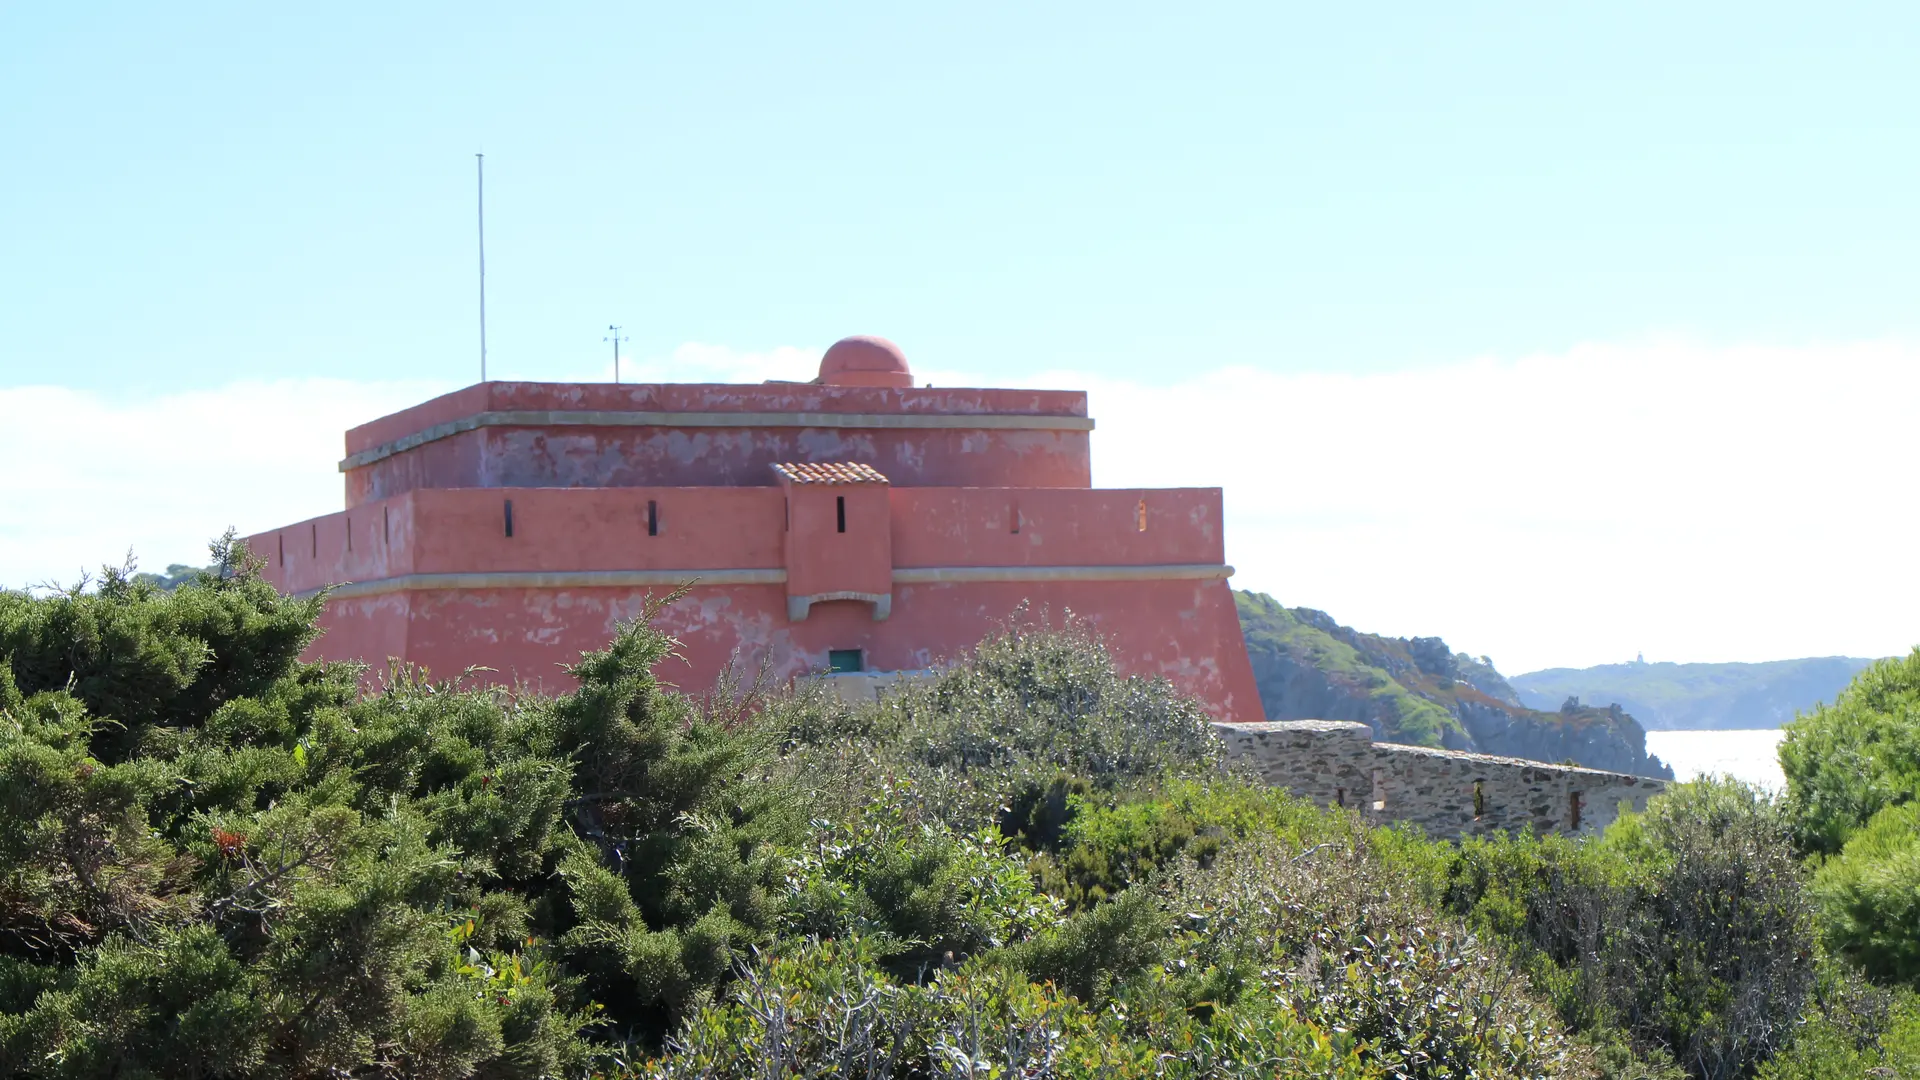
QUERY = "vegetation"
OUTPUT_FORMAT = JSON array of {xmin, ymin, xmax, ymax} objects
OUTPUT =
[
  {"xmin": 0, "ymin": 543, "xmax": 1915, "ymax": 1077},
  {"xmin": 1777, "ymin": 648, "xmax": 1920, "ymax": 991},
  {"xmin": 1513, "ymin": 656, "xmax": 1879, "ymax": 732}
]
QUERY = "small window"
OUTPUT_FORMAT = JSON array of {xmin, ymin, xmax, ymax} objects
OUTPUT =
[
  {"xmin": 345, "ymin": 516, "xmax": 352, "ymax": 552},
  {"xmin": 1136, "ymin": 498, "xmax": 1147, "ymax": 532},
  {"xmin": 1371, "ymin": 768, "xmax": 1386, "ymax": 812},
  {"xmin": 1334, "ymin": 787, "xmax": 1345, "ymax": 809},
  {"xmin": 310, "ymin": 523, "xmax": 317, "ymax": 557},
  {"xmin": 1010, "ymin": 502, "xmax": 1020, "ymax": 534},
  {"xmin": 504, "ymin": 499, "xmax": 515, "ymax": 538},
  {"xmin": 647, "ymin": 499, "xmax": 659, "ymax": 537},
  {"xmin": 278, "ymin": 533, "xmax": 285, "ymax": 567},
  {"xmin": 828, "ymin": 649, "xmax": 863, "ymax": 674},
  {"xmin": 1473, "ymin": 779, "xmax": 1486, "ymax": 820},
  {"xmin": 383, "ymin": 506, "xmax": 390, "ymax": 545},
  {"xmin": 1568, "ymin": 791, "xmax": 1584, "ymax": 831},
  {"xmin": 836, "ymin": 495, "xmax": 846, "ymax": 533}
]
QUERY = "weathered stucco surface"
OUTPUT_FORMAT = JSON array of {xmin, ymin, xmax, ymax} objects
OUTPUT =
[
  {"xmin": 243, "ymin": 347, "xmax": 1266, "ymax": 722},
  {"xmin": 1214, "ymin": 720, "xmax": 1667, "ymax": 838}
]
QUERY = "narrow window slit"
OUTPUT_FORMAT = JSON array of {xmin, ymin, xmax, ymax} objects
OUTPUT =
[
  {"xmin": 310, "ymin": 523, "xmax": 317, "ymax": 557},
  {"xmin": 1568, "ymin": 791, "xmax": 1583, "ymax": 831},
  {"xmin": 383, "ymin": 506, "xmax": 390, "ymax": 545},
  {"xmin": 836, "ymin": 495, "xmax": 846, "ymax": 533},
  {"xmin": 647, "ymin": 499, "xmax": 659, "ymax": 537},
  {"xmin": 1473, "ymin": 779, "xmax": 1486, "ymax": 820},
  {"xmin": 278, "ymin": 534, "xmax": 284, "ymax": 567},
  {"xmin": 1010, "ymin": 502, "xmax": 1020, "ymax": 534},
  {"xmin": 1334, "ymin": 787, "xmax": 1345, "ymax": 809},
  {"xmin": 345, "ymin": 516, "xmax": 352, "ymax": 552},
  {"xmin": 1371, "ymin": 768, "xmax": 1386, "ymax": 812},
  {"xmin": 504, "ymin": 499, "xmax": 515, "ymax": 538},
  {"xmin": 1136, "ymin": 498, "xmax": 1147, "ymax": 532}
]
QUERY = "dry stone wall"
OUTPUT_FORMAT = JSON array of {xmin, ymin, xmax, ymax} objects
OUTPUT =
[{"xmin": 1214, "ymin": 720, "xmax": 1667, "ymax": 839}]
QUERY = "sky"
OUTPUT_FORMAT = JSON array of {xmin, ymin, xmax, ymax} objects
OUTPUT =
[{"xmin": 3, "ymin": 3, "xmax": 1917, "ymax": 674}]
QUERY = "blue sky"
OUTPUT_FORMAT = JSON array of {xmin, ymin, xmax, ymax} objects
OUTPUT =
[
  {"xmin": 6, "ymin": 3, "xmax": 1917, "ymax": 391},
  {"xmin": 4, "ymin": 4, "xmax": 1918, "ymax": 673}
]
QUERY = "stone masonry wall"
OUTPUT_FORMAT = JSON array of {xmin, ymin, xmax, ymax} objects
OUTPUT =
[{"xmin": 1214, "ymin": 720, "xmax": 1667, "ymax": 839}]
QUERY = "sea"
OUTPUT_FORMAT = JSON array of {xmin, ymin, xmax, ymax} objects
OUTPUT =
[{"xmin": 1643, "ymin": 729, "xmax": 1787, "ymax": 793}]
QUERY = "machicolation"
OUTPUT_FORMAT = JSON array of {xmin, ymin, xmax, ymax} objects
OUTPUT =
[{"xmin": 1215, "ymin": 720, "xmax": 1668, "ymax": 839}]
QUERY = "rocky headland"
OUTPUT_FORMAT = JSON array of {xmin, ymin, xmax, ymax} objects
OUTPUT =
[{"xmin": 1236, "ymin": 591, "xmax": 1673, "ymax": 778}]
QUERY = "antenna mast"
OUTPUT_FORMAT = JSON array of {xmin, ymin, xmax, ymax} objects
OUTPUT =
[
  {"xmin": 604, "ymin": 324, "xmax": 628, "ymax": 383},
  {"xmin": 476, "ymin": 153, "xmax": 488, "ymax": 383}
]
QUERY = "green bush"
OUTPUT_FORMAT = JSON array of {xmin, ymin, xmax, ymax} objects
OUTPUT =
[
  {"xmin": 644, "ymin": 938, "xmax": 1378, "ymax": 1080},
  {"xmin": 2, "ymin": 541, "xmax": 1888, "ymax": 1078},
  {"xmin": 1780, "ymin": 647, "xmax": 1920, "ymax": 857},
  {"xmin": 1431, "ymin": 780, "xmax": 1817, "ymax": 1080},
  {"xmin": 0, "ymin": 552, "xmax": 794, "ymax": 1074},
  {"xmin": 1755, "ymin": 973, "xmax": 1920, "ymax": 1080},
  {"xmin": 1811, "ymin": 801, "xmax": 1920, "ymax": 985}
]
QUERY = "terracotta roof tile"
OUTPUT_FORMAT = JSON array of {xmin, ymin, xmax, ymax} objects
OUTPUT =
[{"xmin": 770, "ymin": 461, "xmax": 890, "ymax": 485}]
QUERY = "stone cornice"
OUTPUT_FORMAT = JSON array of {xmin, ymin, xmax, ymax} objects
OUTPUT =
[
  {"xmin": 339, "ymin": 409, "xmax": 1098, "ymax": 472},
  {"xmin": 297, "ymin": 563, "xmax": 1232, "ymax": 600}
]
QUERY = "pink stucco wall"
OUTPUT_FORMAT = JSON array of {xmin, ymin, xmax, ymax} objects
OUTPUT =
[
  {"xmin": 317, "ymin": 577, "xmax": 1259, "ymax": 723},
  {"xmin": 343, "ymin": 381, "xmax": 1095, "ymax": 506},
  {"xmin": 245, "ymin": 373, "xmax": 1265, "ymax": 723}
]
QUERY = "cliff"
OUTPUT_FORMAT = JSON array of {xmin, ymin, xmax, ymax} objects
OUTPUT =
[
  {"xmin": 1236, "ymin": 592, "xmax": 1672, "ymax": 778},
  {"xmin": 1510, "ymin": 657, "xmax": 1881, "ymax": 730}
]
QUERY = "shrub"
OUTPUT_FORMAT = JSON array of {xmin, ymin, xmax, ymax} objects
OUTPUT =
[
  {"xmin": 1157, "ymin": 831, "xmax": 1591, "ymax": 1079},
  {"xmin": 644, "ymin": 938, "xmax": 1378, "ymax": 1080},
  {"xmin": 1810, "ymin": 801, "xmax": 1920, "ymax": 985},
  {"xmin": 1779, "ymin": 647, "xmax": 1920, "ymax": 857},
  {"xmin": 775, "ymin": 619, "xmax": 1225, "ymax": 833},
  {"xmin": 0, "ymin": 541, "xmax": 1874, "ymax": 1079},
  {"xmin": 781, "ymin": 792, "xmax": 1060, "ymax": 981},
  {"xmin": 0, "ymin": 558, "xmax": 798, "ymax": 1072}
]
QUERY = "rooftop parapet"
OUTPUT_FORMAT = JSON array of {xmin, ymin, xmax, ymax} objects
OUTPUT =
[{"xmin": 340, "ymin": 348, "xmax": 1096, "ymax": 505}]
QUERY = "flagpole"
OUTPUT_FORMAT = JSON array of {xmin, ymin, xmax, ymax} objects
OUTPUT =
[{"xmin": 476, "ymin": 153, "xmax": 488, "ymax": 383}]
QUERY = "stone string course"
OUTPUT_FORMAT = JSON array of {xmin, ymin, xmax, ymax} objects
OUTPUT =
[{"xmin": 1213, "ymin": 720, "xmax": 1668, "ymax": 839}]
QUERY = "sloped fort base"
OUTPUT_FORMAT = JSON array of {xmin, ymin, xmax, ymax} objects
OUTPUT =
[{"xmin": 247, "ymin": 337, "xmax": 1266, "ymax": 722}]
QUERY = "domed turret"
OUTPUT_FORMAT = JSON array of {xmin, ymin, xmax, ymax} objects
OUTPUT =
[{"xmin": 818, "ymin": 335, "xmax": 914, "ymax": 388}]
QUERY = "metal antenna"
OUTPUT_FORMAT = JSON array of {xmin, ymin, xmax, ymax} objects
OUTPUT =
[
  {"xmin": 604, "ymin": 324, "xmax": 628, "ymax": 383},
  {"xmin": 476, "ymin": 153, "xmax": 488, "ymax": 383}
]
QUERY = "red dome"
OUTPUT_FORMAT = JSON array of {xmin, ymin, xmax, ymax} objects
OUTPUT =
[{"xmin": 819, "ymin": 336, "xmax": 913, "ymax": 387}]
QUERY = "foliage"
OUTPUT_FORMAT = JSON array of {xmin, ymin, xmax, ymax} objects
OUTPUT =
[
  {"xmin": 0, "ymin": 546, "xmax": 792, "ymax": 1076},
  {"xmin": 1752, "ymin": 977, "xmax": 1920, "ymax": 1080},
  {"xmin": 644, "ymin": 938, "xmax": 1378, "ymax": 1080},
  {"xmin": 1780, "ymin": 647, "xmax": 1920, "ymax": 857},
  {"xmin": 1434, "ymin": 780, "xmax": 1817, "ymax": 1080},
  {"xmin": 775, "ymin": 618, "xmax": 1225, "ymax": 834},
  {"xmin": 1809, "ymin": 800, "xmax": 1920, "ymax": 985},
  {"xmin": 1, "ymin": 544, "xmax": 1899, "ymax": 1078},
  {"xmin": 1236, "ymin": 591, "xmax": 1461, "ymax": 746}
]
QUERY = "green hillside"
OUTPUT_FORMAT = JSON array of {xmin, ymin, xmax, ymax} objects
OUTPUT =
[
  {"xmin": 1511, "ymin": 656, "xmax": 1882, "ymax": 730},
  {"xmin": 1235, "ymin": 592, "xmax": 1671, "ymax": 777}
]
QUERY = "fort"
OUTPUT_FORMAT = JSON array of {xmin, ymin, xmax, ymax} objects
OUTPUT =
[
  {"xmin": 247, "ymin": 335, "xmax": 1665, "ymax": 837},
  {"xmin": 247, "ymin": 336, "xmax": 1263, "ymax": 721}
]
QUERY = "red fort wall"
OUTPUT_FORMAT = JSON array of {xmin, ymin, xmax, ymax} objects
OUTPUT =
[{"xmin": 245, "ymin": 337, "xmax": 1264, "ymax": 722}]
